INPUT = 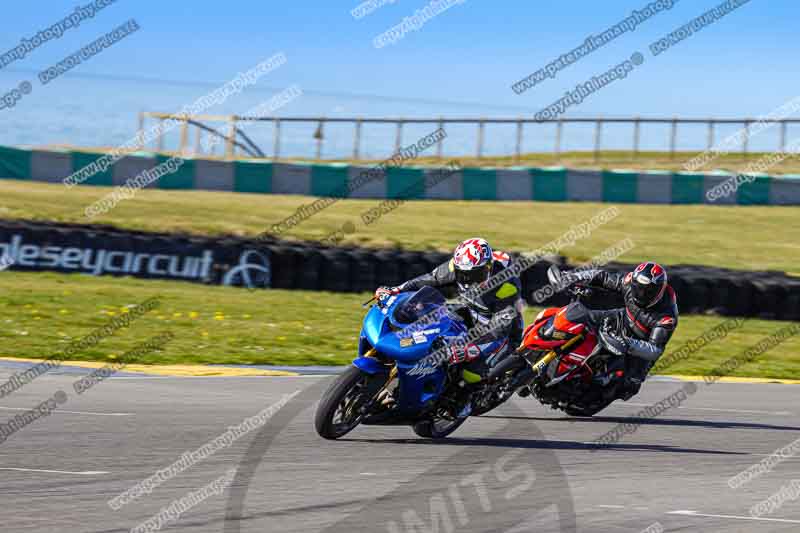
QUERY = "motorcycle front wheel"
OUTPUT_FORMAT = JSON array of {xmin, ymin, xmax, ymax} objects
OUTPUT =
[
  {"xmin": 412, "ymin": 414, "xmax": 466, "ymax": 439},
  {"xmin": 315, "ymin": 366, "xmax": 383, "ymax": 440}
]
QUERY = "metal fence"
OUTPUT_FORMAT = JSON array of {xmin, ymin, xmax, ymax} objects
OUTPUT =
[{"xmin": 138, "ymin": 111, "xmax": 800, "ymax": 162}]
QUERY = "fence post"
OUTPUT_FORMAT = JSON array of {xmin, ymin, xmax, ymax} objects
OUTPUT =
[
  {"xmin": 593, "ymin": 120, "xmax": 603, "ymax": 163},
  {"xmin": 157, "ymin": 118, "xmax": 165, "ymax": 153},
  {"xmin": 273, "ymin": 119, "xmax": 281, "ymax": 161},
  {"xmin": 314, "ymin": 119, "xmax": 325, "ymax": 161},
  {"xmin": 555, "ymin": 119, "xmax": 563, "ymax": 156},
  {"xmin": 437, "ymin": 118, "xmax": 444, "ymax": 159},
  {"xmin": 707, "ymin": 120, "xmax": 715, "ymax": 151},
  {"xmin": 780, "ymin": 120, "xmax": 787, "ymax": 152},
  {"xmin": 225, "ymin": 116, "xmax": 237, "ymax": 159},
  {"xmin": 194, "ymin": 126, "xmax": 202, "ymax": 155},
  {"xmin": 353, "ymin": 119, "xmax": 362, "ymax": 160},
  {"xmin": 742, "ymin": 120, "xmax": 752, "ymax": 158},
  {"xmin": 137, "ymin": 112, "xmax": 145, "ymax": 151},
  {"xmin": 515, "ymin": 119, "xmax": 523, "ymax": 164},
  {"xmin": 477, "ymin": 119, "xmax": 485, "ymax": 159},
  {"xmin": 633, "ymin": 117, "xmax": 640, "ymax": 159},
  {"xmin": 395, "ymin": 121, "xmax": 403, "ymax": 155},
  {"xmin": 669, "ymin": 118, "xmax": 678, "ymax": 160},
  {"xmin": 179, "ymin": 118, "xmax": 189, "ymax": 155}
]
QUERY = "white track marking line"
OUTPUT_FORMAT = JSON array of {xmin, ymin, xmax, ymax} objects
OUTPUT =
[
  {"xmin": 597, "ymin": 505, "xmax": 626, "ymax": 509},
  {"xmin": 668, "ymin": 510, "xmax": 800, "ymax": 524},
  {"xmin": 623, "ymin": 404, "xmax": 791, "ymax": 416},
  {"xmin": 0, "ymin": 467, "xmax": 109, "ymax": 475},
  {"xmin": 0, "ymin": 406, "xmax": 133, "ymax": 416}
]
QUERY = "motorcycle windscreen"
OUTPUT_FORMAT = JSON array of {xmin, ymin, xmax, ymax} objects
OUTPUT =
[{"xmin": 389, "ymin": 286, "xmax": 447, "ymax": 328}]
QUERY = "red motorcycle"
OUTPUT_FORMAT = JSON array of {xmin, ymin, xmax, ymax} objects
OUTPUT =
[{"xmin": 480, "ymin": 266, "xmax": 630, "ymax": 417}]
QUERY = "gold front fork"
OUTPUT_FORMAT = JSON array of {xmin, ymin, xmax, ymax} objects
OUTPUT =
[{"xmin": 529, "ymin": 334, "xmax": 585, "ymax": 375}]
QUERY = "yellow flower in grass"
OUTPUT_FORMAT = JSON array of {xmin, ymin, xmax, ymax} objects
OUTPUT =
[
  {"xmin": 173, "ymin": 312, "xmax": 183, "ymax": 318},
  {"xmin": 214, "ymin": 315, "xmax": 225, "ymax": 321},
  {"xmin": 189, "ymin": 311, "xmax": 199, "ymax": 319},
  {"xmin": 59, "ymin": 309, "xmax": 69, "ymax": 315},
  {"xmin": 201, "ymin": 331, "xmax": 209, "ymax": 337},
  {"xmin": 120, "ymin": 307, "xmax": 130, "ymax": 314}
]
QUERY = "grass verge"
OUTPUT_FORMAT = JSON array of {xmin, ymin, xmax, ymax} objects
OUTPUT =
[
  {"xmin": 0, "ymin": 272, "xmax": 798, "ymax": 379},
  {"xmin": 2, "ymin": 179, "xmax": 799, "ymax": 272}
]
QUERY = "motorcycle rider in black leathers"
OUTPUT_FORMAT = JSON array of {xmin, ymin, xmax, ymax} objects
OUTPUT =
[
  {"xmin": 562, "ymin": 262, "xmax": 678, "ymax": 398},
  {"xmin": 375, "ymin": 238, "xmax": 525, "ymax": 377}
]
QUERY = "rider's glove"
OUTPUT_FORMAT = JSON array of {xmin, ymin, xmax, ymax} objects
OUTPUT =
[
  {"xmin": 375, "ymin": 286, "xmax": 400, "ymax": 301},
  {"xmin": 441, "ymin": 337, "xmax": 481, "ymax": 364}
]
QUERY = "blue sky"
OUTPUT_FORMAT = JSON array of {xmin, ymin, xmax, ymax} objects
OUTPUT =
[{"xmin": 0, "ymin": 0, "xmax": 797, "ymax": 151}]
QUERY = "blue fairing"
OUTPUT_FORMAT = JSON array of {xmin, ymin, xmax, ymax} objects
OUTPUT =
[
  {"xmin": 353, "ymin": 356, "xmax": 385, "ymax": 375},
  {"xmin": 354, "ymin": 287, "xmax": 482, "ymax": 412}
]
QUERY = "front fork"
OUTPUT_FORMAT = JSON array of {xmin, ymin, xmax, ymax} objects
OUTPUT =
[
  {"xmin": 516, "ymin": 333, "xmax": 586, "ymax": 385},
  {"xmin": 352, "ymin": 349, "xmax": 397, "ymax": 412}
]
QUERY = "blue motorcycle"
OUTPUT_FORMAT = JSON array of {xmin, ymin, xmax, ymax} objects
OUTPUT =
[{"xmin": 315, "ymin": 286, "xmax": 509, "ymax": 440}]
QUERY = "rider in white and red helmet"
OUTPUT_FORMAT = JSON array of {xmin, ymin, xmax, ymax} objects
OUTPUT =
[{"xmin": 375, "ymin": 238, "xmax": 524, "ymax": 370}]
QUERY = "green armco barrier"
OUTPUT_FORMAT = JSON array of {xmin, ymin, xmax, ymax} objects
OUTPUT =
[
  {"xmin": 0, "ymin": 146, "xmax": 30, "ymax": 180},
  {"xmin": 1, "ymin": 146, "xmax": 799, "ymax": 205},
  {"xmin": 72, "ymin": 151, "xmax": 114, "ymax": 186},
  {"xmin": 737, "ymin": 175, "xmax": 771, "ymax": 205},
  {"xmin": 386, "ymin": 166, "xmax": 425, "ymax": 199},
  {"xmin": 671, "ymin": 173, "xmax": 705, "ymax": 204},
  {"xmin": 602, "ymin": 170, "xmax": 638, "ymax": 203},
  {"xmin": 531, "ymin": 167, "xmax": 567, "ymax": 201},
  {"xmin": 156, "ymin": 155, "xmax": 195, "ymax": 190},
  {"xmin": 234, "ymin": 160, "xmax": 272, "ymax": 194},
  {"xmin": 311, "ymin": 163, "xmax": 348, "ymax": 197},
  {"xmin": 462, "ymin": 167, "xmax": 497, "ymax": 200}
]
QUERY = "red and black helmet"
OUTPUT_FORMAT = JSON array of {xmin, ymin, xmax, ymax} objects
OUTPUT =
[{"xmin": 629, "ymin": 262, "xmax": 668, "ymax": 308}]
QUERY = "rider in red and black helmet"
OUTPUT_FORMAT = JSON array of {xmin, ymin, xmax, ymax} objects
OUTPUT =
[
  {"xmin": 629, "ymin": 262, "xmax": 668, "ymax": 309},
  {"xmin": 564, "ymin": 261, "xmax": 678, "ymax": 397}
]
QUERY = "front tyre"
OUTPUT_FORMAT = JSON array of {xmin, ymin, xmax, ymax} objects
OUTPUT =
[
  {"xmin": 315, "ymin": 366, "xmax": 379, "ymax": 440},
  {"xmin": 412, "ymin": 414, "xmax": 467, "ymax": 439}
]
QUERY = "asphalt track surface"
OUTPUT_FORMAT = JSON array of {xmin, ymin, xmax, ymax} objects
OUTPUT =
[{"xmin": 0, "ymin": 367, "xmax": 798, "ymax": 532}]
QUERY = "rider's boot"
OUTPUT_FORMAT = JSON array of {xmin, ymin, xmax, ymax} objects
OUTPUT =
[{"xmin": 620, "ymin": 356, "xmax": 650, "ymax": 400}]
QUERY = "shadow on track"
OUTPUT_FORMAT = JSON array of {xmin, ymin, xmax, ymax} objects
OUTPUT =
[
  {"xmin": 479, "ymin": 414, "xmax": 800, "ymax": 432},
  {"xmin": 342, "ymin": 436, "xmax": 746, "ymax": 455}
]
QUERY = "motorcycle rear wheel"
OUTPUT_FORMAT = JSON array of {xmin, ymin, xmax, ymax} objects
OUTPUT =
[{"xmin": 563, "ymin": 398, "xmax": 614, "ymax": 417}]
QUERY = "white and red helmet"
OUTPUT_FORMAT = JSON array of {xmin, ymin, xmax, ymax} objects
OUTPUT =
[{"xmin": 452, "ymin": 238, "xmax": 494, "ymax": 290}]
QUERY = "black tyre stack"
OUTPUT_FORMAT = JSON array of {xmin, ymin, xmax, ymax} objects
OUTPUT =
[{"xmin": 0, "ymin": 219, "xmax": 797, "ymax": 321}]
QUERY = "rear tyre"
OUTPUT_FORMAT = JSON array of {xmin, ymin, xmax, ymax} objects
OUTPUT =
[
  {"xmin": 315, "ymin": 366, "xmax": 379, "ymax": 440},
  {"xmin": 563, "ymin": 399, "xmax": 614, "ymax": 417}
]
